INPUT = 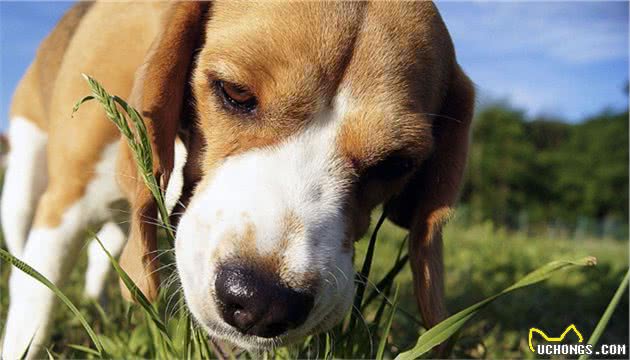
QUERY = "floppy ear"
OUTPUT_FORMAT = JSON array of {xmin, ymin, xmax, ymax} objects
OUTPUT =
[
  {"xmin": 117, "ymin": 2, "xmax": 209, "ymax": 302},
  {"xmin": 387, "ymin": 64, "xmax": 475, "ymax": 329}
]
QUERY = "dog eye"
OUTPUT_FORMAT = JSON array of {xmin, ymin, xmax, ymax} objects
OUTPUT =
[
  {"xmin": 214, "ymin": 80, "xmax": 257, "ymax": 113},
  {"xmin": 365, "ymin": 154, "xmax": 416, "ymax": 180}
]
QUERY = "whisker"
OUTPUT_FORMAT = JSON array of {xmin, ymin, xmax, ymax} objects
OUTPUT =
[
  {"xmin": 108, "ymin": 208, "xmax": 178, "ymax": 233},
  {"xmin": 419, "ymin": 112, "xmax": 463, "ymax": 124},
  {"xmin": 86, "ymin": 170, "xmax": 142, "ymax": 183},
  {"xmin": 144, "ymin": 248, "xmax": 175, "ymax": 256},
  {"xmin": 332, "ymin": 264, "xmax": 350, "ymax": 282},
  {"xmin": 166, "ymin": 291, "xmax": 185, "ymax": 320},
  {"xmin": 175, "ymin": 198, "xmax": 188, "ymax": 210},
  {"xmin": 350, "ymin": 303, "xmax": 374, "ymax": 357},
  {"xmin": 169, "ymin": 211, "xmax": 188, "ymax": 217},
  {"xmin": 161, "ymin": 270, "xmax": 180, "ymax": 287},
  {"xmin": 146, "ymin": 261, "xmax": 176, "ymax": 278}
]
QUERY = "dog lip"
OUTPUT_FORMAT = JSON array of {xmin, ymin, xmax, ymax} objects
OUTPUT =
[
  {"xmin": 195, "ymin": 299, "xmax": 332, "ymax": 348},
  {"xmin": 192, "ymin": 285, "xmax": 354, "ymax": 352},
  {"xmin": 201, "ymin": 318, "xmax": 286, "ymax": 347}
]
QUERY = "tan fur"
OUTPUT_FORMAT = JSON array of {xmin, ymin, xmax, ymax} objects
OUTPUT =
[
  {"xmin": 192, "ymin": 2, "xmax": 370, "ymax": 177},
  {"xmin": 9, "ymin": 2, "xmax": 93, "ymax": 131},
  {"xmin": 13, "ymin": 0, "xmax": 474, "ymax": 344},
  {"xmin": 10, "ymin": 2, "xmax": 166, "ymax": 229},
  {"xmin": 210, "ymin": 218, "xmax": 317, "ymax": 291}
]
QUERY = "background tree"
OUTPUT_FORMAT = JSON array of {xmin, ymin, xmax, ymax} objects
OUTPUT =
[{"xmin": 461, "ymin": 99, "xmax": 628, "ymax": 239}]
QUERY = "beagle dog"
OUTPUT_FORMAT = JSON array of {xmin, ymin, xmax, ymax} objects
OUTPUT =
[{"xmin": 1, "ymin": 1, "xmax": 474, "ymax": 358}]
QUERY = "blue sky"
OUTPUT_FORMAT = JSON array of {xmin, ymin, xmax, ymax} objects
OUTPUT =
[{"xmin": 0, "ymin": 1, "xmax": 628, "ymax": 130}]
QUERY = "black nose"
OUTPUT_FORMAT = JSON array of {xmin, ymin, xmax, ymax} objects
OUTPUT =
[{"xmin": 214, "ymin": 265, "xmax": 314, "ymax": 338}]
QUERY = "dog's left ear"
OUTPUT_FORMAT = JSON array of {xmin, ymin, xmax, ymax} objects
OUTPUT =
[
  {"xmin": 387, "ymin": 64, "xmax": 475, "ymax": 329},
  {"xmin": 117, "ymin": 2, "xmax": 209, "ymax": 302}
]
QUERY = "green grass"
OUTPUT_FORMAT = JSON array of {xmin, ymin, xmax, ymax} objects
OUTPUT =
[
  {"xmin": 1, "ymin": 219, "xmax": 626, "ymax": 359},
  {"xmin": 360, "ymin": 218, "xmax": 628, "ymax": 359},
  {"xmin": 0, "ymin": 78, "xmax": 627, "ymax": 359}
]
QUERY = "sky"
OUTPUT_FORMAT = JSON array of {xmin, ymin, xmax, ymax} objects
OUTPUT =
[{"xmin": 0, "ymin": 1, "xmax": 628, "ymax": 130}]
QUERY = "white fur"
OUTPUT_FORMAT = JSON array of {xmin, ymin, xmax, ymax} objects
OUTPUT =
[
  {"xmin": 1, "ymin": 117, "xmax": 48, "ymax": 258},
  {"xmin": 164, "ymin": 138, "xmax": 187, "ymax": 214},
  {"xmin": 2, "ymin": 142, "xmax": 123, "ymax": 359},
  {"xmin": 175, "ymin": 93, "xmax": 356, "ymax": 348},
  {"xmin": 83, "ymin": 138, "xmax": 185, "ymax": 300},
  {"xmin": 84, "ymin": 222, "xmax": 126, "ymax": 299}
]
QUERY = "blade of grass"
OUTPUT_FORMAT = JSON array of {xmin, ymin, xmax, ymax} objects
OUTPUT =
[
  {"xmin": 396, "ymin": 256, "xmax": 597, "ymax": 360},
  {"xmin": 67, "ymin": 344, "xmax": 101, "ymax": 357},
  {"xmin": 74, "ymin": 74, "xmax": 175, "ymax": 245},
  {"xmin": 347, "ymin": 211, "xmax": 388, "ymax": 338},
  {"xmin": 90, "ymin": 233, "xmax": 174, "ymax": 353},
  {"xmin": 81, "ymin": 82, "xmax": 180, "ymax": 359},
  {"xmin": 362, "ymin": 236, "xmax": 408, "ymax": 310},
  {"xmin": 578, "ymin": 268, "xmax": 629, "ymax": 360},
  {"xmin": 0, "ymin": 248, "xmax": 104, "ymax": 356},
  {"xmin": 195, "ymin": 326, "xmax": 213, "ymax": 359},
  {"xmin": 371, "ymin": 283, "xmax": 394, "ymax": 337},
  {"xmin": 345, "ymin": 211, "xmax": 387, "ymax": 357},
  {"xmin": 184, "ymin": 311, "xmax": 192, "ymax": 359},
  {"xmin": 18, "ymin": 334, "xmax": 36, "ymax": 360},
  {"xmin": 146, "ymin": 313, "xmax": 169, "ymax": 359},
  {"xmin": 111, "ymin": 95, "xmax": 173, "ymax": 242},
  {"xmin": 370, "ymin": 243, "xmax": 406, "ymax": 347},
  {"xmin": 92, "ymin": 300, "xmax": 110, "ymax": 330},
  {"xmin": 377, "ymin": 284, "xmax": 400, "ymax": 360},
  {"xmin": 324, "ymin": 332, "xmax": 332, "ymax": 359}
]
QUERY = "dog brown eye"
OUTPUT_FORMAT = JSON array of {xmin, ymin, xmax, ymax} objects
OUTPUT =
[
  {"xmin": 215, "ymin": 80, "xmax": 257, "ymax": 113},
  {"xmin": 366, "ymin": 155, "xmax": 415, "ymax": 180}
]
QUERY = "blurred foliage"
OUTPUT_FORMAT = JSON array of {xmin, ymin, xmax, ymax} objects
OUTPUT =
[{"xmin": 461, "ymin": 102, "xmax": 629, "ymax": 239}]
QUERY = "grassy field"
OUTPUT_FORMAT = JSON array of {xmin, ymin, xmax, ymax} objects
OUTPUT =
[
  {"xmin": 1, "ymin": 213, "xmax": 627, "ymax": 359},
  {"xmin": 370, "ymin": 217, "xmax": 629, "ymax": 358}
]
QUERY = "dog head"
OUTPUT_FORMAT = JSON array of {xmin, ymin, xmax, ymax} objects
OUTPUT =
[{"xmin": 117, "ymin": 1, "xmax": 474, "ymax": 349}]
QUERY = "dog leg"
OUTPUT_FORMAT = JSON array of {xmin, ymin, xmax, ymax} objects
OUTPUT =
[
  {"xmin": 84, "ymin": 221, "xmax": 126, "ymax": 300},
  {"xmin": 2, "ymin": 195, "xmax": 92, "ymax": 359},
  {"xmin": 2, "ymin": 142, "xmax": 121, "ymax": 359},
  {"xmin": 1, "ymin": 117, "xmax": 48, "ymax": 258}
]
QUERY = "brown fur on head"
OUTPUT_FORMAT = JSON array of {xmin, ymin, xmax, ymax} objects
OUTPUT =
[{"xmin": 115, "ymin": 0, "xmax": 474, "ymax": 348}]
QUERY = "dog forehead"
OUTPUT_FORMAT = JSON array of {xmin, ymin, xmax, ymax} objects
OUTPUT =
[
  {"xmin": 210, "ymin": 1, "xmax": 440, "ymax": 32},
  {"xmin": 205, "ymin": 1, "xmax": 446, "ymax": 82},
  {"xmin": 195, "ymin": 1, "xmax": 447, "ymax": 164}
]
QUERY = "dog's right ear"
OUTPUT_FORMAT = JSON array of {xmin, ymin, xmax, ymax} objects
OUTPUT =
[
  {"xmin": 116, "ymin": 2, "xmax": 210, "ymax": 302},
  {"xmin": 386, "ymin": 64, "xmax": 475, "ymax": 329}
]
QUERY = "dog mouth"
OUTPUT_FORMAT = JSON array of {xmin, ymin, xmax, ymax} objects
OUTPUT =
[
  {"xmin": 194, "ymin": 297, "xmax": 349, "ymax": 350},
  {"xmin": 179, "ymin": 262, "xmax": 355, "ymax": 350}
]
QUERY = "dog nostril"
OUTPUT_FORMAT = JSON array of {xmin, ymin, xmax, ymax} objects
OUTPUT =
[
  {"xmin": 233, "ymin": 308, "xmax": 256, "ymax": 330},
  {"xmin": 214, "ymin": 265, "xmax": 314, "ymax": 338},
  {"xmin": 215, "ymin": 266, "xmax": 261, "ymax": 332},
  {"xmin": 265, "ymin": 322, "xmax": 289, "ymax": 336}
]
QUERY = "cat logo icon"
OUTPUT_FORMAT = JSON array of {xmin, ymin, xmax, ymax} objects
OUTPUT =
[{"xmin": 528, "ymin": 324, "xmax": 584, "ymax": 353}]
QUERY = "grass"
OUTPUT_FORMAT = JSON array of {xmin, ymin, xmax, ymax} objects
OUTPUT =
[
  {"xmin": 0, "ymin": 77, "xmax": 628, "ymax": 359},
  {"xmin": 1, "ymin": 220, "xmax": 627, "ymax": 358},
  {"xmin": 355, "ymin": 218, "xmax": 629, "ymax": 359}
]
